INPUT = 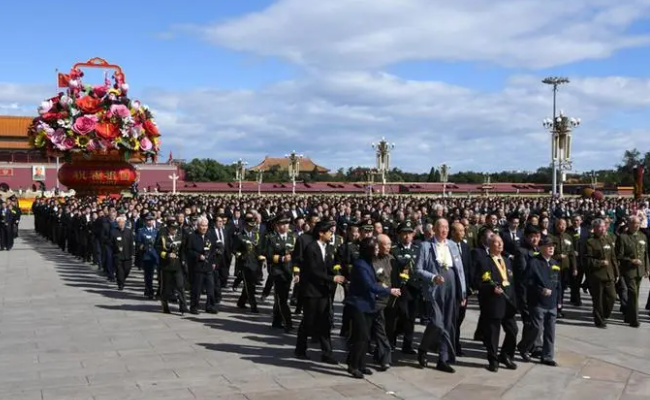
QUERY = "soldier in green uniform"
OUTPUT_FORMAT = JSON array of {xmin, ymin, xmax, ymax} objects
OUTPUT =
[
  {"xmin": 266, "ymin": 213, "xmax": 297, "ymax": 332},
  {"xmin": 386, "ymin": 220, "xmax": 419, "ymax": 354},
  {"xmin": 584, "ymin": 219, "xmax": 619, "ymax": 328},
  {"xmin": 616, "ymin": 216, "xmax": 649, "ymax": 327},
  {"xmin": 550, "ymin": 218, "xmax": 577, "ymax": 318},
  {"xmin": 156, "ymin": 220, "xmax": 188, "ymax": 314}
]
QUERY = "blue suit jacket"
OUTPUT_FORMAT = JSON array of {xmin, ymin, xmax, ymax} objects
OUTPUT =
[
  {"xmin": 414, "ymin": 238, "xmax": 467, "ymax": 303},
  {"xmin": 345, "ymin": 258, "xmax": 391, "ymax": 313}
]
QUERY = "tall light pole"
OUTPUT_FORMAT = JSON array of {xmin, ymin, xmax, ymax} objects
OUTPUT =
[
  {"xmin": 371, "ymin": 138, "xmax": 394, "ymax": 196},
  {"xmin": 543, "ymin": 110, "xmax": 580, "ymax": 197},
  {"xmin": 590, "ymin": 170, "xmax": 598, "ymax": 189},
  {"xmin": 233, "ymin": 159, "xmax": 247, "ymax": 198},
  {"xmin": 542, "ymin": 76, "xmax": 569, "ymax": 197},
  {"xmin": 365, "ymin": 168, "xmax": 377, "ymax": 198},
  {"xmin": 168, "ymin": 172, "xmax": 179, "ymax": 194},
  {"xmin": 440, "ymin": 164, "xmax": 449, "ymax": 197},
  {"xmin": 286, "ymin": 151, "xmax": 303, "ymax": 196},
  {"xmin": 257, "ymin": 169, "xmax": 264, "ymax": 196},
  {"xmin": 483, "ymin": 173, "xmax": 491, "ymax": 196}
]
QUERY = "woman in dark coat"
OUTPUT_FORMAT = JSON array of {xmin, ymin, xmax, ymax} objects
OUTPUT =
[{"xmin": 345, "ymin": 237, "xmax": 401, "ymax": 379}]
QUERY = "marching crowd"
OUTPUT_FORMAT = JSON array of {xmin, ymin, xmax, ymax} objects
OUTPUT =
[{"xmin": 31, "ymin": 194, "xmax": 650, "ymax": 379}]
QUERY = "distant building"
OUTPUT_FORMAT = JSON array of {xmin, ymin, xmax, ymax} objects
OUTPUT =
[{"xmin": 249, "ymin": 156, "xmax": 329, "ymax": 173}]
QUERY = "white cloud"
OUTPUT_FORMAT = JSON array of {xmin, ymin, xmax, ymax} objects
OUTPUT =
[
  {"xmin": 2, "ymin": 72, "xmax": 649, "ymax": 173},
  {"xmin": 197, "ymin": 0, "xmax": 650, "ymax": 69}
]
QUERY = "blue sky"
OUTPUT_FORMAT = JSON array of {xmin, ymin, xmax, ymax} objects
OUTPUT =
[{"xmin": 2, "ymin": 0, "xmax": 650, "ymax": 173}]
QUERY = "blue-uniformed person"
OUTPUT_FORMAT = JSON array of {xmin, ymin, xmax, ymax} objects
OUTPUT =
[{"xmin": 137, "ymin": 213, "xmax": 160, "ymax": 299}]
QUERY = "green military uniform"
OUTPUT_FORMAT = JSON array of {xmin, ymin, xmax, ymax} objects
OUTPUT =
[
  {"xmin": 584, "ymin": 234, "xmax": 619, "ymax": 327},
  {"xmin": 550, "ymin": 232, "xmax": 577, "ymax": 313},
  {"xmin": 616, "ymin": 230, "xmax": 649, "ymax": 326},
  {"xmin": 265, "ymin": 228, "xmax": 297, "ymax": 331},
  {"xmin": 466, "ymin": 224, "xmax": 478, "ymax": 249}
]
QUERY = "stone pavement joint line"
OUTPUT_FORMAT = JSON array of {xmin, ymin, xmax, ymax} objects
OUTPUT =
[{"xmin": 1, "ymin": 218, "xmax": 649, "ymax": 400}]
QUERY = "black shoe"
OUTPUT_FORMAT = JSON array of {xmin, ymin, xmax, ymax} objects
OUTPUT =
[
  {"xmin": 294, "ymin": 351, "xmax": 309, "ymax": 360},
  {"xmin": 162, "ymin": 307, "xmax": 171, "ymax": 314},
  {"xmin": 630, "ymin": 322, "xmax": 640, "ymax": 328},
  {"xmin": 189, "ymin": 309, "xmax": 199, "ymax": 315},
  {"xmin": 488, "ymin": 361, "xmax": 499, "ymax": 372},
  {"xmin": 118, "ymin": 285, "xmax": 124, "ymax": 291},
  {"xmin": 541, "ymin": 359, "xmax": 557, "ymax": 367},
  {"xmin": 499, "ymin": 355, "xmax": 517, "ymax": 370},
  {"xmin": 360, "ymin": 368, "xmax": 373, "ymax": 375},
  {"xmin": 236, "ymin": 303, "xmax": 246, "ymax": 309},
  {"xmin": 595, "ymin": 323, "xmax": 607, "ymax": 329},
  {"xmin": 250, "ymin": 308, "xmax": 260, "ymax": 314},
  {"xmin": 206, "ymin": 309, "xmax": 217, "ymax": 314},
  {"xmin": 401, "ymin": 348, "xmax": 417, "ymax": 355},
  {"xmin": 376, "ymin": 364, "xmax": 390, "ymax": 371},
  {"xmin": 531, "ymin": 349, "xmax": 542, "ymax": 359},
  {"xmin": 417, "ymin": 350, "xmax": 428, "ymax": 369},
  {"xmin": 558, "ymin": 310, "xmax": 565, "ymax": 319},
  {"xmin": 436, "ymin": 361, "xmax": 455, "ymax": 374},
  {"xmin": 518, "ymin": 347, "xmax": 531, "ymax": 362},
  {"xmin": 456, "ymin": 349, "xmax": 466, "ymax": 357},
  {"xmin": 347, "ymin": 368, "xmax": 364, "ymax": 379},
  {"xmin": 321, "ymin": 355, "xmax": 338, "ymax": 365}
]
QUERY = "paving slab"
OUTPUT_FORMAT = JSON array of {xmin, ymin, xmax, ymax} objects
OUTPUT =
[{"xmin": 1, "ymin": 219, "xmax": 649, "ymax": 400}]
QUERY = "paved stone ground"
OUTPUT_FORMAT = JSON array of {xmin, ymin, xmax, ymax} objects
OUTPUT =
[{"xmin": 2, "ymin": 216, "xmax": 650, "ymax": 400}]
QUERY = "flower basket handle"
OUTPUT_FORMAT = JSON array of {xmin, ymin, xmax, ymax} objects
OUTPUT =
[{"xmin": 72, "ymin": 57, "xmax": 125, "ymax": 82}]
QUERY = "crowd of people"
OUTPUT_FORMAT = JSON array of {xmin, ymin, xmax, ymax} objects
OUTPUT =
[{"xmin": 31, "ymin": 194, "xmax": 650, "ymax": 379}]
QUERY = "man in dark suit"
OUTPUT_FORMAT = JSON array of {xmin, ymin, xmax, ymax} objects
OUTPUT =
[
  {"xmin": 567, "ymin": 214, "xmax": 589, "ymax": 305},
  {"xmin": 477, "ymin": 234, "xmax": 518, "ymax": 372},
  {"xmin": 471, "ymin": 226, "xmax": 493, "ymax": 341},
  {"xmin": 209, "ymin": 214, "xmax": 231, "ymax": 297},
  {"xmin": 501, "ymin": 213, "xmax": 522, "ymax": 257},
  {"xmin": 186, "ymin": 216, "xmax": 217, "ymax": 315},
  {"xmin": 450, "ymin": 221, "xmax": 472, "ymax": 356},
  {"xmin": 110, "ymin": 216, "xmax": 135, "ymax": 291},
  {"xmin": 294, "ymin": 219, "xmax": 344, "ymax": 364}
]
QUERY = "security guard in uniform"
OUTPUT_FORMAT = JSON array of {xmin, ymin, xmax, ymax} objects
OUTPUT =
[
  {"xmin": 156, "ymin": 220, "xmax": 188, "ymax": 314},
  {"xmin": 266, "ymin": 213, "xmax": 297, "ymax": 332},
  {"xmin": 387, "ymin": 220, "xmax": 419, "ymax": 354},
  {"xmin": 616, "ymin": 216, "xmax": 649, "ymax": 327},
  {"xmin": 584, "ymin": 218, "xmax": 619, "ymax": 328},
  {"xmin": 234, "ymin": 213, "xmax": 265, "ymax": 313}
]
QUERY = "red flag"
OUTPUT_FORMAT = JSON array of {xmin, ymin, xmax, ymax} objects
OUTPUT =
[
  {"xmin": 168, "ymin": 151, "xmax": 173, "ymax": 163},
  {"xmin": 57, "ymin": 72, "xmax": 70, "ymax": 88}
]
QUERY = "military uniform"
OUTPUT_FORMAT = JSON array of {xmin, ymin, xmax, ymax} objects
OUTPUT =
[
  {"xmin": 616, "ymin": 230, "xmax": 649, "ymax": 326},
  {"xmin": 156, "ymin": 220, "xmax": 188, "ymax": 314},
  {"xmin": 550, "ymin": 232, "xmax": 577, "ymax": 315},
  {"xmin": 584, "ymin": 234, "xmax": 619, "ymax": 327},
  {"xmin": 386, "ymin": 232, "xmax": 420, "ymax": 353},
  {"xmin": 266, "ymin": 224, "xmax": 297, "ymax": 331},
  {"xmin": 137, "ymin": 215, "xmax": 160, "ymax": 299},
  {"xmin": 234, "ymin": 216, "xmax": 265, "ymax": 313}
]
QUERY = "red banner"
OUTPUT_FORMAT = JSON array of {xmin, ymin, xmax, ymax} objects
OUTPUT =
[{"xmin": 0, "ymin": 168, "xmax": 13, "ymax": 177}]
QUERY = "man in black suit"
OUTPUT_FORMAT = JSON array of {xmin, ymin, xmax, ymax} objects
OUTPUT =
[
  {"xmin": 110, "ymin": 216, "xmax": 135, "ymax": 291},
  {"xmin": 477, "ymin": 234, "xmax": 518, "ymax": 372},
  {"xmin": 450, "ymin": 221, "xmax": 472, "ymax": 356},
  {"xmin": 209, "ymin": 214, "xmax": 231, "ymax": 296},
  {"xmin": 501, "ymin": 213, "xmax": 522, "ymax": 257},
  {"xmin": 294, "ymin": 219, "xmax": 344, "ymax": 364},
  {"xmin": 567, "ymin": 214, "xmax": 589, "ymax": 306},
  {"xmin": 186, "ymin": 216, "xmax": 217, "ymax": 315},
  {"xmin": 471, "ymin": 226, "xmax": 493, "ymax": 341}
]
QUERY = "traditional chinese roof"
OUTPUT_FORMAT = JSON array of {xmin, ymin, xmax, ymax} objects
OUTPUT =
[
  {"xmin": 249, "ymin": 156, "xmax": 329, "ymax": 173},
  {"xmin": 0, "ymin": 116, "xmax": 31, "ymax": 137}
]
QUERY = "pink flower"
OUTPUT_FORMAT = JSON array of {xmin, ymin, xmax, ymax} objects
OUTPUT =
[
  {"xmin": 86, "ymin": 139, "xmax": 98, "ymax": 151},
  {"xmin": 72, "ymin": 115, "xmax": 97, "ymax": 135},
  {"xmin": 51, "ymin": 129, "xmax": 66, "ymax": 144},
  {"xmin": 60, "ymin": 137, "xmax": 76, "ymax": 150},
  {"xmin": 93, "ymin": 85, "xmax": 108, "ymax": 98},
  {"xmin": 139, "ymin": 137, "xmax": 153, "ymax": 151},
  {"xmin": 109, "ymin": 104, "xmax": 130, "ymax": 118}
]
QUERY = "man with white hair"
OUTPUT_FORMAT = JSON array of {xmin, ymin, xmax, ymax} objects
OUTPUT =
[
  {"xmin": 414, "ymin": 218, "xmax": 466, "ymax": 373},
  {"xmin": 186, "ymin": 216, "xmax": 218, "ymax": 315},
  {"xmin": 110, "ymin": 215, "xmax": 135, "ymax": 291}
]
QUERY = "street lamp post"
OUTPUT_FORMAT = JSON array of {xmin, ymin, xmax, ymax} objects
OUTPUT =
[
  {"xmin": 257, "ymin": 169, "xmax": 264, "ymax": 196},
  {"xmin": 543, "ymin": 110, "xmax": 580, "ymax": 197},
  {"xmin": 440, "ymin": 164, "xmax": 449, "ymax": 197},
  {"xmin": 233, "ymin": 159, "xmax": 247, "ymax": 198},
  {"xmin": 286, "ymin": 151, "xmax": 303, "ymax": 196},
  {"xmin": 542, "ymin": 76, "xmax": 570, "ymax": 197},
  {"xmin": 365, "ymin": 168, "xmax": 377, "ymax": 198},
  {"xmin": 483, "ymin": 173, "xmax": 491, "ymax": 196},
  {"xmin": 590, "ymin": 170, "xmax": 598, "ymax": 189},
  {"xmin": 371, "ymin": 138, "xmax": 395, "ymax": 196},
  {"xmin": 168, "ymin": 172, "xmax": 179, "ymax": 194}
]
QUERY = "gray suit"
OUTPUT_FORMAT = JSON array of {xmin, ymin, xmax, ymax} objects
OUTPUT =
[{"xmin": 415, "ymin": 237, "xmax": 467, "ymax": 362}]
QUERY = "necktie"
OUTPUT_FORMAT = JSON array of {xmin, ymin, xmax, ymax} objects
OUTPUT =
[
  {"xmin": 457, "ymin": 243, "xmax": 462, "ymax": 256},
  {"xmin": 512, "ymin": 232, "xmax": 516, "ymax": 240}
]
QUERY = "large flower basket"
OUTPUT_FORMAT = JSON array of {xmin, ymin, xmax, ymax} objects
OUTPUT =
[{"xmin": 28, "ymin": 58, "xmax": 161, "ymax": 195}]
